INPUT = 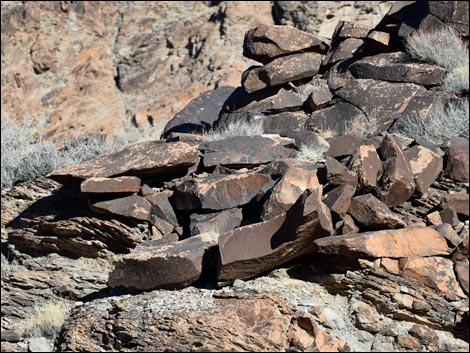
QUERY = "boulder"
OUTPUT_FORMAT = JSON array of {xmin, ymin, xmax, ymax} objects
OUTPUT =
[
  {"xmin": 190, "ymin": 208, "xmax": 243, "ymax": 236},
  {"xmin": 444, "ymin": 137, "xmax": 469, "ymax": 182},
  {"xmin": 258, "ymin": 111, "xmax": 309, "ymax": 134},
  {"xmin": 332, "ymin": 21, "xmax": 371, "ymax": 41},
  {"xmin": 322, "ymin": 38, "xmax": 363, "ymax": 66},
  {"xmin": 304, "ymin": 88, "xmax": 333, "ymax": 113},
  {"xmin": 405, "ymin": 145, "xmax": 443, "ymax": 196},
  {"xmin": 349, "ymin": 194, "xmax": 405, "ymax": 230},
  {"xmin": 349, "ymin": 144, "xmax": 382, "ymax": 191},
  {"xmin": 314, "ymin": 227, "xmax": 449, "ymax": 258},
  {"xmin": 323, "ymin": 184, "xmax": 356, "ymax": 219},
  {"xmin": 108, "ymin": 233, "xmax": 218, "ymax": 290},
  {"xmin": 327, "ymin": 135, "xmax": 380, "ymax": 158},
  {"xmin": 439, "ymin": 208, "xmax": 460, "ymax": 227},
  {"xmin": 90, "ymin": 195, "xmax": 152, "ymax": 222},
  {"xmin": 80, "ymin": 176, "xmax": 141, "ymax": 194},
  {"xmin": 243, "ymin": 24, "xmax": 327, "ymax": 64},
  {"xmin": 144, "ymin": 191, "xmax": 179, "ymax": 227},
  {"xmin": 325, "ymin": 156, "xmax": 358, "ymax": 188},
  {"xmin": 441, "ymin": 193, "xmax": 469, "ymax": 217}
]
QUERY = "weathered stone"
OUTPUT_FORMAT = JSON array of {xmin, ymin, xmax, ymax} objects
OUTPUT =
[
  {"xmin": 218, "ymin": 190, "xmax": 330, "ymax": 280},
  {"xmin": 349, "ymin": 194, "xmax": 405, "ymax": 230},
  {"xmin": 336, "ymin": 214, "xmax": 359, "ymax": 235},
  {"xmin": 243, "ymin": 24, "xmax": 327, "ymax": 64},
  {"xmin": 80, "ymin": 176, "xmax": 141, "ymax": 194},
  {"xmin": 323, "ymin": 38, "xmax": 363, "ymax": 66},
  {"xmin": 203, "ymin": 136, "xmax": 295, "ymax": 168},
  {"xmin": 333, "ymin": 21, "xmax": 371, "ymax": 40},
  {"xmin": 161, "ymin": 86, "xmax": 236, "ymax": 137},
  {"xmin": 455, "ymin": 261, "xmax": 469, "ymax": 295},
  {"xmin": 277, "ymin": 131, "xmax": 329, "ymax": 152},
  {"xmin": 366, "ymin": 30, "xmax": 390, "ymax": 46},
  {"xmin": 0, "ymin": 330, "xmax": 21, "ymax": 343},
  {"xmin": 327, "ymin": 135, "xmax": 380, "ymax": 158},
  {"xmin": 151, "ymin": 217, "xmax": 174, "ymax": 237},
  {"xmin": 434, "ymin": 223, "xmax": 463, "ymax": 250},
  {"xmin": 441, "ymin": 193, "xmax": 469, "ymax": 217},
  {"xmin": 314, "ymin": 227, "xmax": 449, "ymax": 258},
  {"xmin": 349, "ymin": 144, "xmax": 382, "ymax": 191},
  {"xmin": 405, "ymin": 145, "xmax": 443, "ymax": 196},
  {"xmin": 439, "ymin": 208, "xmax": 460, "ymax": 227},
  {"xmin": 108, "ymin": 233, "xmax": 218, "ymax": 290},
  {"xmin": 242, "ymin": 52, "xmax": 323, "ymax": 93},
  {"xmin": 172, "ymin": 173, "xmax": 274, "ymax": 211},
  {"xmin": 260, "ymin": 158, "xmax": 318, "ymax": 177},
  {"xmin": 258, "ymin": 111, "xmax": 309, "ymax": 134},
  {"xmin": 144, "ymin": 191, "xmax": 179, "ymax": 227},
  {"xmin": 426, "ymin": 211, "xmax": 442, "ymax": 226},
  {"xmin": 90, "ymin": 195, "xmax": 152, "ymax": 222},
  {"xmin": 262, "ymin": 168, "xmax": 322, "ymax": 220},
  {"xmin": 190, "ymin": 208, "xmax": 243, "ymax": 236},
  {"xmin": 304, "ymin": 89, "xmax": 333, "ymax": 113},
  {"xmin": 323, "ymin": 184, "xmax": 356, "ymax": 219},
  {"xmin": 325, "ymin": 156, "xmax": 358, "ymax": 188},
  {"xmin": 399, "ymin": 257, "xmax": 466, "ymax": 300},
  {"xmin": 444, "ymin": 137, "xmax": 469, "ymax": 182},
  {"xmin": 48, "ymin": 141, "xmax": 199, "ymax": 184},
  {"xmin": 28, "ymin": 337, "xmax": 53, "ymax": 353},
  {"xmin": 350, "ymin": 52, "xmax": 445, "ymax": 85},
  {"xmin": 452, "ymin": 230, "xmax": 469, "ymax": 262},
  {"xmin": 336, "ymin": 79, "xmax": 425, "ymax": 120}
]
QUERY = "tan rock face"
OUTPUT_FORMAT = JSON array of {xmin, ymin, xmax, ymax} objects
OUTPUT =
[
  {"xmin": 406, "ymin": 145, "xmax": 443, "ymax": 196},
  {"xmin": 349, "ymin": 144, "xmax": 382, "ymax": 191},
  {"xmin": 80, "ymin": 176, "xmax": 141, "ymax": 194},
  {"xmin": 90, "ymin": 195, "xmax": 152, "ymax": 222},
  {"xmin": 441, "ymin": 193, "xmax": 469, "ymax": 217},
  {"xmin": 314, "ymin": 227, "xmax": 449, "ymax": 258}
]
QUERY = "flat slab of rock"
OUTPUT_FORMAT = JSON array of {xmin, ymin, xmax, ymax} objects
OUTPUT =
[
  {"xmin": 405, "ymin": 145, "xmax": 443, "ymax": 196},
  {"xmin": 350, "ymin": 52, "xmax": 445, "ymax": 85},
  {"xmin": 349, "ymin": 144, "xmax": 382, "ymax": 191},
  {"xmin": 323, "ymin": 37, "xmax": 363, "ymax": 66},
  {"xmin": 242, "ymin": 52, "xmax": 323, "ymax": 93},
  {"xmin": 203, "ymin": 136, "xmax": 295, "ymax": 168},
  {"xmin": 172, "ymin": 173, "xmax": 275, "ymax": 211},
  {"xmin": 444, "ymin": 137, "xmax": 469, "ymax": 182},
  {"xmin": 49, "ymin": 141, "xmax": 199, "ymax": 184},
  {"xmin": 333, "ymin": 21, "xmax": 371, "ymax": 40},
  {"xmin": 80, "ymin": 176, "xmax": 141, "ymax": 194},
  {"xmin": 108, "ymin": 233, "xmax": 218, "ymax": 290},
  {"xmin": 162, "ymin": 86, "xmax": 236, "ymax": 137},
  {"xmin": 326, "ymin": 135, "xmax": 379, "ymax": 158},
  {"xmin": 349, "ymin": 194, "xmax": 405, "ymax": 230},
  {"xmin": 314, "ymin": 227, "xmax": 449, "ymax": 258},
  {"xmin": 260, "ymin": 111, "xmax": 309, "ymax": 134},
  {"xmin": 90, "ymin": 195, "xmax": 152, "ymax": 222},
  {"xmin": 218, "ymin": 190, "xmax": 331, "ymax": 280},
  {"xmin": 243, "ymin": 24, "xmax": 327, "ymax": 64},
  {"xmin": 190, "ymin": 208, "xmax": 243, "ymax": 236}
]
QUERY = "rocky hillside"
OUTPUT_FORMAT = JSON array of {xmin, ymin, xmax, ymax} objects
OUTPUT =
[
  {"xmin": 1, "ymin": 1, "xmax": 388, "ymax": 144},
  {"xmin": 1, "ymin": 1, "xmax": 469, "ymax": 352}
]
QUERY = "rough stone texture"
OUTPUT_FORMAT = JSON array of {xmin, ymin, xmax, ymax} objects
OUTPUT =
[
  {"xmin": 434, "ymin": 223, "xmax": 463, "ymax": 250},
  {"xmin": 219, "ymin": 190, "xmax": 331, "ymax": 280},
  {"xmin": 452, "ymin": 231, "xmax": 469, "ymax": 262},
  {"xmin": 144, "ymin": 191, "xmax": 179, "ymax": 227},
  {"xmin": 259, "ymin": 111, "xmax": 309, "ymax": 134},
  {"xmin": 314, "ymin": 227, "xmax": 449, "ymax": 258},
  {"xmin": 80, "ymin": 176, "xmax": 141, "ymax": 194},
  {"xmin": 405, "ymin": 145, "xmax": 443, "ymax": 196},
  {"xmin": 262, "ymin": 168, "xmax": 322, "ymax": 220},
  {"xmin": 325, "ymin": 156, "xmax": 358, "ymax": 188},
  {"xmin": 202, "ymin": 136, "xmax": 295, "ymax": 168},
  {"xmin": 337, "ymin": 214, "xmax": 360, "ymax": 235},
  {"xmin": 243, "ymin": 24, "xmax": 327, "ymax": 64},
  {"xmin": 441, "ymin": 193, "xmax": 469, "ymax": 217},
  {"xmin": 48, "ymin": 141, "xmax": 199, "ymax": 184},
  {"xmin": 323, "ymin": 184, "xmax": 356, "ymax": 219},
  {"xmin": 349, "ymin": 194, "xmax": 405, "ymax": 230},
  {"xmin": 333, "ymin": 20, "xmax": 372, "ymax": 40},
  {"xmin": 304, "ymin": 89, "xmax": 333, "ymax": 113},
  {"xmin": 108, "ymin": 233, "xmax": 218, "ymax": 290},
  {"xmin": 242, "ymin": 52, "xmax": 323, "ymax": 93},
  {"xmin": 350, "ymin": 52, "xmax": 445, "ymax": 85},
  {"xmin": 162, "ymin": 86, "xmax": 236, "ymax": 137},
  {"xmin": 439, "ymin": 208, "xmax": 460, "ymax": 227},
  {"xmin": 349, "ymin": 144, "xmax": 382, "ymax": 191},
  {"xmin": 90, "ymin": 195, "xmax": 152, "ymax": 222},
  {"xmin": 172, "ymin": 173, "xmax": 275, "ymax": 211},
  {"xmin": 326, "ymin": 135, "xmax": 379, "ymax": 158},
  {"xmin": 323, "ymin": 37, "xmax": 364, "ymax": 66},
  {"xmin": 455, "ymin": 261, "xmax": 469, "ymax": 295},
  {"xmin": 444, "ymin": 137, "xmax": 469, "ymax": 182},
  {"xmin": 190, "ymin": 208, "xmax": 243, "ymax": 236}
]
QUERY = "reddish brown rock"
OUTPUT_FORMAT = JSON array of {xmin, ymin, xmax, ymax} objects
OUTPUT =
[
  {"xmin": 202, "ymin": 136, "xmax": 295, "ymax": 168},
  {"xmin": 172, "ymin": 173, "xmax": 275, "ymax": 211},
  {"xmin": 333, "ymin": 21, "xmax": 371, "ymax": 40},
  {"xmin": 144, "ymin": 191, "xmax": 179, "ymax": 227},
  {"xmin": 349, "ymin": 194, "xmax": 405, "ymax": 230},
  {"xmin": 48, "ymin": 141, "xmax": 199, "ymax": 184},
  {"xmin": 243, "ymin": 24, "xmax": 327, "ymax": 64},
  {"xmin": 323, "ymin": 37, "xmax": 363, "ymax": 66},
  {"xmin": 80, "ymin": 176, "xmax": 141, "ymax": 194},
  {"xmin": 405, "ymin": 145, "xmax": 443, "ymax": 196},
  {"xmin": 349, "ymin": 144, "xmax": 382, "ymax": 191},
  {"xmin": 325, "ymin": 156, "xmax": 358, "ymax": 188},
  {"xmin": 190, "ymin": 208, "xmax": 243, "ymax": 236},
  {"xmin": 304, "ymin": 88, "xmax": 333, "ymax": 113},
  {"xmin": 262, "ymin": 168, "xmax": 322, "ymax": 220},
  {"xmin": 218, "ymin": 190, "xmax": 331, "ymax": 280},
  {"xmin": 426, "ymin": 211, "xmax": 442, "ymax": 226},
  {"xmin": 350, "ymin": 52, "xmax": 445, "ymax": 85},
  {"xmin": 323, "ymin": 184, "xmax": 356, "ymax": 219},
  {"xmin": 455, "ymin": 261, "xmax": 469, "ymax": 295},
  {"xmin": 314, "ymin": 227, "xmax": 449, "ymax": 258},
  {"xmin": 108, "ymin": 233, "xmax": 218, "ymax": 290},
  {"xmin": 339, "ymin": 214, "xmax": 359, "ymax": 235},
  {"xmin": 434, "ymin": 224, "xmax": 463, "ymax": 250},
  {"xmin": 452, "ymin": 231, "xmax": 469, "ymax": 262},
  {"xmin": 325, "ymin": 135, "xmax": 379, "ymax": 158},
  {"xmin": 399, "ymin": 257, "xmax": 466, "ymax": 300},
  {"xmin": 441, "ymin": 193, "xmax": 469, "ymax": 217},
  {"xmin": 439, "ymin": 208, "xmax": 460, "ymax": 227},
  {"xmin": 242, "ymin": 52, "xmax": 323, "ymax": 93},
  {"xmin": 90, "ymin": 195, "xmax": 152, "ymax": 222},
  {"xmin": 444, "ymin": 137, "xmax": 469, "ymax": 182}
]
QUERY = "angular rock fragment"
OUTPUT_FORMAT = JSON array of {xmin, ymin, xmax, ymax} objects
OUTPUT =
[
  {"xmin": 349, "ymin": 144, "xmax": 382, "ymax": 191},
  {"xmin": 452, "ymin": 231, "xmax": 469, "ymax": 262},
  {"xmin": 80, "ymin": 176, "xmax": 141, "ymax": 194},
  {"xmin": 444, "ymin": 137, "xmax": 469, "ymax": 182},
  {"xmin": 455, "ymin": 261, "xmax": 469, "ymax": 295},
  {"xmin": 259, "ymin": 111, "xmax": 309, "ymax": 134},
  {"xmin": 405, "ymin": 145, "xmax": 443, "ymax": 196},
  {"xmin": 90, "ymin": 195, "xmax": 152, "ymax": 222},
  {"xmin": 243, "ymin": 24, "xmax": 327, "ymax": 64},
  {"xmin": 172, "ymin": 173, "xmax": 275, "ymax": 211},
  {"xmin": 337, "ymin": 214, "xmax": 359, "ymax": 235},
  {"xmin": 304, "ymin": 88, "xmax": 333, "ymax": 113},
  {"xmin": 439, "ymin": 208, "xmax": 460, "ymax": 227},
  {"xmin": 48, "ymin": 141, "xmax": 199, "ymax": 184},
  {"xmin": 349, "ymin": 194, "xmax": 405, "ymax": 230},
  {"xmin": 441, "ymin": 193, "xmax": 469, "ymax": 217},
  {"xmin": 327, "ymin": 135, "xmax": 379, "ymax": 158},
  {"xmin": 426, "ymin": 211, "xmax": 442, "ymax": 226},
  {"xmin": 314, "ymin": 227, "xmax": 449, "ymax": 258},
  {"xmin": 325, "ymin": 156, "xmax": 358, "ymax": 188},
  {"xmin": 323, "ymin": 184, "xmax": 356, "ymax": 219},
  {"xmin": 333, "ymin": 21, "xmax": 371, "ymax": 40},
  {"xmin": 108, "ymin": 233, "xmax": 218, "ymax": 290},
  {"xmin": 218, "ymin": 190, "xmax": 331, "ymax": 280},
  {"xmin": 190, "ymin": 208, "xmax": 243, "ymax": 236},
  {"xmin": 203, "ymin": 136, "xmax": 295, "ymax": 168},
  {"xmin": 434, "ymin": 223, "xmax": 463, "ymax": 250},
  {"xmin": 322, "ymin": 38, "xmax": 363, "ymax": 66},
  {"xmin": 144, "ymin": 191, "xmax": 179, "ymax": 227}
]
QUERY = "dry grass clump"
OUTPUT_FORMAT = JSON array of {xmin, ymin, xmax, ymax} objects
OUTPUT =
[
  {"xmin": 406, "ymin": 27, "xmax": 469, "ymax": 92},
  {"xmin": 296, "ymin": 143, "xmax": 328, "ymax": 163},
  {"xmin": 344, "ymin": 114, "xmax": 377, "ymax": 138},
  {"xmin": 1, "ymin": 254, "xmax": 20, "ymax": 278},
  {"xmin": 200, "ymin": 118, "xmax": 264, "ymax": 142},
  {"xmin": 16, "ymin": 298, "xmax": 71, "ymax": 339}
]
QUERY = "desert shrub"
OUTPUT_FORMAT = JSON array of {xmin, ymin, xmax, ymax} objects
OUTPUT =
[
  {"xmin": 200, "ymin": 117, "xmax": 264, "ymax": 142},
  {"xmin": 405, "ymin": 27, "xmax": 469, "ymax": 92},
  {"xmin": 16, "ymin": 298, "xmax": 71, "ymax": 339},
  {"xmin": 1, "ymin": 119, "xmax": 109, "ymax": 189},
  {"xmin": 1, "ymin": 254, "xmax": 20, "ymax": 278},
  {"xmin": 344, "ymin": 114, "xmax": 377, "ymax": 138},
  {"xmin": 296, "ymin": 143, "xmax": 328, "ymax": 163},
  {"xmin": 395, "ymin": 99, "xmax": 469, "ymax": 145}
]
